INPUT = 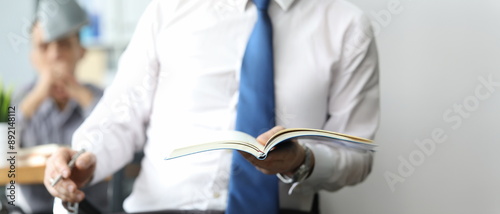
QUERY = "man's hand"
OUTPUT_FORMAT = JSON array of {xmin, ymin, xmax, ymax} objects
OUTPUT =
[
  {"xmin": 19, "ymin": 68, "xmax": 55, "ymax": 119},
  {"xmin": 36, "ymin": 68, "xmax": 55, "ymax": 96},
  {"xmin": 58, "ymin": 72, "xmax": 94, "ymax": 108},
  {"xmin": 44, "ymin": 147, "xmax": 96, "ymax": 203},
  {"xmin": 240, "ymin": 126, "xmax": 314, "ymax": 175}
]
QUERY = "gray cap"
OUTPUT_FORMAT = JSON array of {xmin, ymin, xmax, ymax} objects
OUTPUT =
[{"xmin": 36, "ymin": 0, "xmax": 88, "ymax": 42}]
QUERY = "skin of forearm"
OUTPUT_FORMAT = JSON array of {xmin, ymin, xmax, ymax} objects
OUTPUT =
[{"xmin": 20, "ymin": 83, "xmax": 50, "ymax": 120}]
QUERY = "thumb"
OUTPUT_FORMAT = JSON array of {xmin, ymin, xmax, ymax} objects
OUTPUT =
[
  {"xmin": 75, "ymin": 152, "xmax": 96, "ymax": 170},
  {"xmin": 256, "ymin": 126, "xmax": 286, "ymax": 146}
]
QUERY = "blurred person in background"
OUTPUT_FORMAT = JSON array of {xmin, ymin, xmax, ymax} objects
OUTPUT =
[{"xmin": 13, "ymin": 0, "xmax": 108, "ymax": 213}]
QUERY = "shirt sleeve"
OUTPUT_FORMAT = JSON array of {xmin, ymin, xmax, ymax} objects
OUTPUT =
[
  {"xmin": 293, "ymin": 13, "xmax": 380, "ymax": 194},
  {"xmin": 72, "ymin": 0, "xmax": 161, "ymax": 184}
]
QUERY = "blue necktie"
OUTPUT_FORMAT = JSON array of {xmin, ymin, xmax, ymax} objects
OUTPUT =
[{"xmin": 226, "ymin": 0, "xmax": 279, "ymax": 214}]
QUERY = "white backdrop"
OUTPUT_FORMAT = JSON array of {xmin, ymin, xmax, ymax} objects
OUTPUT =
[
  {"xmin": 320, "ymin": 0, "xmax": 500, "ymax": 213},
  {"xmin": 0, "ymin": 0, "xmax": 34, "ymax": 88}
]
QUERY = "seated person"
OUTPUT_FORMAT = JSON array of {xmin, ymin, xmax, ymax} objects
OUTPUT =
[{"xmin": 14, "ymin": 0, "xmax": 108, "ymax": 213}]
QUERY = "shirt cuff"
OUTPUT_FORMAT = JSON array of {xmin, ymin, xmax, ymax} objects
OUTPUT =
[
  {"xmin": 306, "ymin": 143, "xmax": 336, "ymax": 184},
  {"xmin": 277, "ymin": 143, "xmax": 336, "ymax": 195}
]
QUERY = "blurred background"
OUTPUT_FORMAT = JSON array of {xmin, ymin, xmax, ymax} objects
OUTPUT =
[
  {"xmin": 1, "ymin": 0, "xmax": 499, "ymax": 213},
  {"xmin": 0, "ymin": 0, "xmax": 151, "ymax": 88}
]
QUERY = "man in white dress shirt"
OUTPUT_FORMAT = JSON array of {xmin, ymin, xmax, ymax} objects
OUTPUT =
[{"xmin": 44, "ymin": 0, "xmax": 379, "ymax": 213}]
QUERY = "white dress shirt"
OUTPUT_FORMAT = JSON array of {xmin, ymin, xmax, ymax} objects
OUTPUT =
[{"xmin": 71, "ymin": 0, "xmax": 380, "ymax": 212}]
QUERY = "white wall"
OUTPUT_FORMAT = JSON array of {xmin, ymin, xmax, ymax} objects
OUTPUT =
[
  {"xmin": 0, "ymin": 0, "xmax": 36, "ymax": 89},
  {"xmin": 321, "ymin": 0, "xmax": 500, "ymax": 213}
]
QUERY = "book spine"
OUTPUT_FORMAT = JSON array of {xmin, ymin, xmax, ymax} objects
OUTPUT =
[{"xmin": 257, "ymin": 152, "xmax": 267, "ymax": 160}]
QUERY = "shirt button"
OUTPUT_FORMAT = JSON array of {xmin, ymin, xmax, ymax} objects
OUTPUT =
[{"xmin": 213, "ymin": 192, "xmax": 221, "ymax": 198}]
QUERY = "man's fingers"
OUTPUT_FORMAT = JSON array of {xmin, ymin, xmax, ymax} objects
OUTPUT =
[
  {"xmin": 256, "ymin": 166, "xmax": 280, "ymax": 175},
  {"xmin": 244, "ymin": 137, "xmax": 303, "ymax": 174},
  {"xmin": 59, "ymin": 180, "xmax": 84, "ymax": 202},
  {"xmin": 45, "ymin": 166, "xmax": 62, "ymax": 187},
  {"xmin": 58, "ymin": 190, "xmax": 85, "ymax": 203},
  {"xmin": 239, "ymin": 150, "xmax": 288, "ymax": 173},
  {"xmin": 238, "ymin": 152, "xmax": 270, "ymax": 168},
  {"xmin": 44, "ymin": 148, "xmax": 92, "ymax": 203},
  {"xmin": 238, "ymin": 151, "xmax": 255, "ymax": 159},
  {"xmin": 47, "ymin": 178, "xmax": 84, "ymax": 202},
  {"xmin": 52, "ymin": 148, "xmax": 76, "ymax": 178}
]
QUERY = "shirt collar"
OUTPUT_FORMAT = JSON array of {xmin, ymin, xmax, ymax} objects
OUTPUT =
[
  {"xmin": 274, "ymin": 0, "xmax": 296, "ymax": 11},
  {"xmin": 239, "ymin": 0, "xmax": 297, "ymax": 12}
]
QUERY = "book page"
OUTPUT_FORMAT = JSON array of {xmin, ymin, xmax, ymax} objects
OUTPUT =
[
  {"xmin": 165, "ymin": 131, "xmax": 264, "ymax": 160},
  {"xmin": 264, "ymin": 129, "xmax": 376, "ymax": 152}
]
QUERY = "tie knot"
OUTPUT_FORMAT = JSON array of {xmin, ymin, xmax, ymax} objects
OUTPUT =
[{"xmin": 253, "ymin": 0, "xmax": 271, "ymax": 10}]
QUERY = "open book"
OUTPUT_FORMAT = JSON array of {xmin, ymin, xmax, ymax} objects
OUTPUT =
[{"xmin": 166, "ymin": 128, "xmax": 377, "ymax": 160}]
